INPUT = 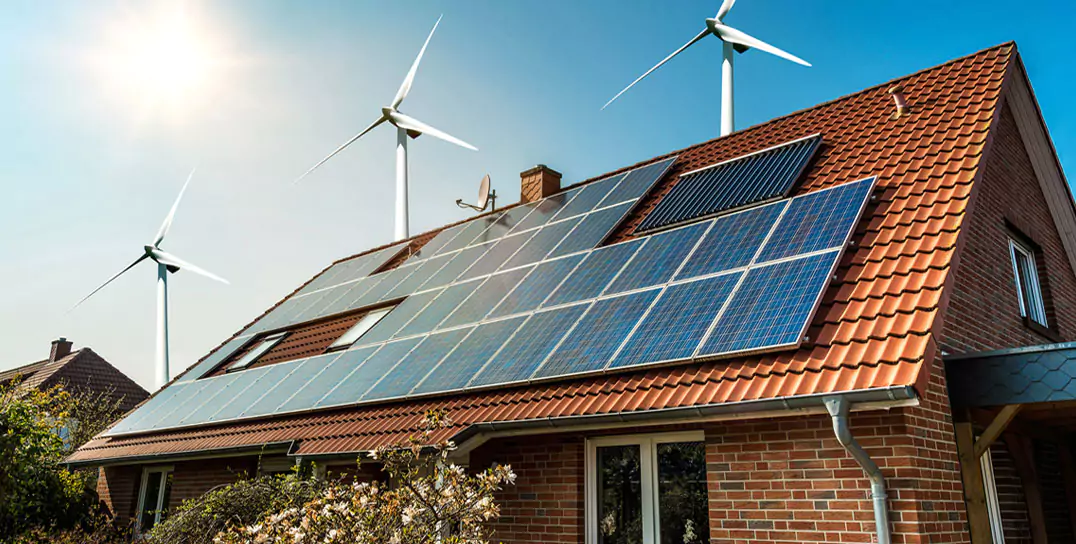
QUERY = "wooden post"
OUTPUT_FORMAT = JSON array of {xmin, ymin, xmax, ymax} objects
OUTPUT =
[
  {"xmin": 1005, "ymin": 433, "xmax": 1048, "ymax": 544},
  {"xmin": 955, "ymin": 421, "xmax": 993, "ymax": 544}
]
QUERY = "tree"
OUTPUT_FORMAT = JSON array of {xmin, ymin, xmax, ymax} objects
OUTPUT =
[{"xmin": 214, "ymin": 410, "xmax": 516, "ymax": 544}]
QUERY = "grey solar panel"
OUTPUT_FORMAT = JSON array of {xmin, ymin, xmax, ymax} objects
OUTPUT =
[
  {"xmin": 319, "ymin": 277, "xmax": 380, "ymax": 316},
  {"xmin": 204, "ymin": 363, "xmax": 301, "ymax": 423},
  {"xmin": 293, "ymin": 283, "xmax": 352, "ymax": 323},
  {"xmin": 410, "ymin": 222, "xmax": 467, "ymax": 261},
  {"xmin": 382, "ymin": 257, "xmax": 447, "ymax": 300},
  {"xmin": 317, "ymin": 337, "xmax": 423, "ymax": 408},
  {"xmin": 471, "ymin": 204, "xmax": 535, "ymax": 245},
  {"xmin": 105, "ymin": 381, "xmax": 192, "ymax": 434},
  {"xmin": 440, "ymin": 266, "xmax": 533, "ymax": 329},
  {"xmin": 276, "ymin": 346, "xmax": 379, "ymax": 413},
  {"xmin": 637, "ymin": 136, "xmax": 820, "ymax": 233},
  {"xmin": 178, "ymin": 335, "xmax": 252, "ymax": 382},
  {"xmin": 177, "ymin": 372, "xmax": 245, "ymax": 425},
  {"xmin": 294, "ymin": 242, "xmax": 408, "ymax": 296},
  {"xmin": 458, "ymin": 230, "xmax": 536, "ymax": 281},
  {"xmin": 487, "ymin": 254, "xmax": 584, "ymax": 318},
  {"xmin": 699, "ymin": 251, "xmax": 835, "ymax": 356},
  {"xmin": 598, "ymin": 156, "xmax": 677, "ymax": 207},
  {"xmin": 420, "ymin": 244, "xmax": 491, "ymax": 291},
  {"xmin": 500, "ymin": 216, "xmax": 582, "ymax": 270},
  {"xmin": 756, "ymin": 177, "xmax": 874, "ymax": 263},
  {"xmin": 535, "ymin": 289, "xmax": 659, "ymax": 379},
  {"xmin": 434, "ymin": 213, "xmax": 505, "ymax": 256},
  {"xmin": 507, "ymin": 192, "xmax": 574, "ymax": 234},
  {"xmin": 604, "ymin": 222, "xmax": 709, "ymax": 295},
  {"xmin": 610, "ymin": 273, "xmax": 740, "ymax": 369},
  {"xmin": 144, "ymin": 378, "xmax": 218, "ymax": 430},
  {"xmin": 469, "ymin": 304, "xmax": 588, "ymax": 387},
  {"xmin": 675, "ymin": 202, "xmax": 785, "ymax": 280},
  {"xmin": 544, "ymin": 239, "xmax": 643, "ymax": 307},
  {"xmin": 243, "ymin": 353, "xmax": 341, "ymax": 417},
  {"xmin": 550, "ymin": 174, "xmax": 624, "ymax": 222},
  {"xmin": 364, "ymin": 328, "xmax": 472, "ymax": 401},
  {"xmin": 547, "ymin": 201, "xmax": 633, "ymax": 260},
  {"xmin": 353, "ymin": 289, "xmax": 442, "ymax": 346},
  {"xmin": 412, "ymin": 317, "xmax": 525, "ymax": 394},
  {"xmin": 396, "ymin": 280, "xmax": 483, "ymax": 338},
  {"xmin": 349, "ymin": 267, "xmax": 415, "ymax": 309}
]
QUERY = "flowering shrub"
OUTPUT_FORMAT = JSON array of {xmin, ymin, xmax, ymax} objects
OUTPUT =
[{"xmin": 214, "ymin": 410, "xmax": 515, "ymax": 544}]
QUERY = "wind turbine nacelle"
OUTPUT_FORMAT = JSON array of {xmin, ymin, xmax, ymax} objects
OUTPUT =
[
  {"xmin": 704, "ymin": 19, "xmax": 751, "ymax": 54},
  {"xmin": 166, "ymin": 265, "xmax": 180, "ymax": 274},
  {"xmin": 406, "ymin": 129, "xmax": 422, "ymax": 139}
]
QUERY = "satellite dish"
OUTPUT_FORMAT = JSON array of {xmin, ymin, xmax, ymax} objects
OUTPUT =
[{"xmin": 456, "ymin": 174, "xmax": 497, "ymax": 213}]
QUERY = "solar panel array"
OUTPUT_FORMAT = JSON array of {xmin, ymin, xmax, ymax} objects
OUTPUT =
[
  {"xmin": 636, "ymin": 135, "xmax": 821, "ymax": 233},
  {"xmin": 109, "ymin": 163, "xmax": 873, "ymax": 437}
]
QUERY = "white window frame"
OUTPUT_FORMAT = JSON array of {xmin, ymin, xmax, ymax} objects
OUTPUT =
[
  {"xmin": 327, "ymin": 307, "xmax": 394, "ymax": 351},
  {"xmin": 585, "ymin": 430, "xmax": 705, "ymax": 544},
  {"xmin": 136, "ymin": 465, "xmax": 174, "ymax": 534},
  {"xmin": 227, "ymin": 332, "xmax": 288, "ymax": 372},
  {"xmin": 1008, "ymin": 238, "xmax": 1048, "ymax": 326},
  {"xmin": 980, "ymin": 445, "xmax": 1006, "ymax": 544}
]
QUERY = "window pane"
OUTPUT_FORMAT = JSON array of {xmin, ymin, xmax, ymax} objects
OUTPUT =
[
  {"xmin": 597, "ymin": 445, "xmax": 643, "ymax": 544},
  {"xmin": 159, "ymin": 472, "xmax": 173, "ymax": 523},
  {"xmin": 139, "ymin": 472, "xmax": 162, "ymax": 531},
  {"xmin": 657, "ymin": 441, "xmax": 708, "ymax": 544},
  {"xmin": 329, "ymin": 307, "xmax": 393, "ymax": 349}
]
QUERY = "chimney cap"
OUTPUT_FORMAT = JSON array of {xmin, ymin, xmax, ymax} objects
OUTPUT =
[
  {"xmin": 520, "ymin": 164, "xmax": 562, "ymax": 178},
  {"xmin": 49, "ymin": 337, "xmax": 73, "ymax": 362}
]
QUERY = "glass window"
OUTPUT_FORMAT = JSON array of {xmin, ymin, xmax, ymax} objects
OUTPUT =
[
  {"xmin": 328, "ymin": 307, "xmax": 393, "ymax": 351},
  {"xmin": 1009, "ymin": 238, "xmax": 1048, "ymax": 326},
  {"xmin": 138, "ymin": 467, "xmax": 173, "ymax": 533},
  {"xmin": 227, "ymin": 332, "xmax": 288, "ymax": 371},
  {"xmin": 588, "ymin": 433, "xmax": 708, "ymax": 544}
]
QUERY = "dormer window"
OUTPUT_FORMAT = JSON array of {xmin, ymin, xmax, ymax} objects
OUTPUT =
[
  {"xmin": 226, "ymin": 332, "xmax": 288, "ymax": 372},
  {"xmin": 327, "ymin": 307, "xmax": 393, "ymax": 351},
  {"xmin": 1009, "ymin": 237, "xmax": 1047, "ymax": 327}
]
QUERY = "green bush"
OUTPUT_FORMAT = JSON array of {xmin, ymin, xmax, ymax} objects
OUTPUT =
[{"xmin": 147, "ymin": 471, "xmax": 329, "ymax": 544}]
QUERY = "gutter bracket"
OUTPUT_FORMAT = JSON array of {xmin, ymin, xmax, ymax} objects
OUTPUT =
[{"xmin": 824, "ymin": 396, "xmax": 892, "ymax": 544}]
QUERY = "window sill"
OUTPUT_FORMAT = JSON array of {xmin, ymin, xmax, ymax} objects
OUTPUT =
[{"xmin": 1023, "ymin": 316, "xmax": 1063, "ymax": 342}]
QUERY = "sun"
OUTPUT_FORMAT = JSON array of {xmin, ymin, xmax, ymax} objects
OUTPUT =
[{"xmin": 88, "ymin": 3, "xmax": 227, "ymax": 115}]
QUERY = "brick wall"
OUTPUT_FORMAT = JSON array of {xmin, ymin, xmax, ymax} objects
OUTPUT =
[
  {"xmin": 988, "ymin": 441, "xmax": 1032, "ymax": 544},
  {"xmin": 470, "ymin": 434, "xmax": 585, "ymax": 544},
  {"xmin": 942, "ymin": 102, "xmax": 1076, "ymax": 354},
  {"xmin": 97, "ymin": 465, "xmax": 142, "ymax": 521},
  {"xmin": 168, "ymin": 457, "xmax": 257, "ymax": 508}
]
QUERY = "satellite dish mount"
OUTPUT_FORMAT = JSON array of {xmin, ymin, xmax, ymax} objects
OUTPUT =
[{"xmin": 457, "ymin": 174, "xmax": 497, "ymax": 213}]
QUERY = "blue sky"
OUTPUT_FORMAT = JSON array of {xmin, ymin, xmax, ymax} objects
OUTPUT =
[{"xmin": 1, "ymin": 0, "xmax": 1073, "ymax": 387}]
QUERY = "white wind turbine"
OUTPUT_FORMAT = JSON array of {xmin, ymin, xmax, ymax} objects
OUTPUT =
[
  {"xmin": 73, "ymin": 170, "xmax": 229, "ymax": 389},
  {"xmin": 603, "ymin": 0, "xmax": 811, "ymax": 136},
  {"xmin": 296, "ymin": 15, "xmax": 477, "ymax": 241}
]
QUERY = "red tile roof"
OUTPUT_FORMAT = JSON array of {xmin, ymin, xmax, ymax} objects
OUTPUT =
[
  {"xmin": 4, "ymin": 348, "xmax": 150, "ymax": 413},
  {"xmin": 70, "ymin": 42, "xmax": 1014, "ymax": 464}
]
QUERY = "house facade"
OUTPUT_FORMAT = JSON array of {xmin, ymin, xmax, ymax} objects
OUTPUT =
[{"xmin": 69, "ymin": 43, "xmax": 1076, "ymax": 543}]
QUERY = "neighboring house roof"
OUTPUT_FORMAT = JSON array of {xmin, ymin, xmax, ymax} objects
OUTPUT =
[
  {"xmin": 71, "ymin": 42, "xmax": 1026, "ymax": 465},
  {"xmin": 3, "ymin": 343, "xmax": 150, "ymax": 413}
]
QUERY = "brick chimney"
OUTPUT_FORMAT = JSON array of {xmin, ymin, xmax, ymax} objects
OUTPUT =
[
  {"xmin": 49, "ymin": 337, "xmax": 73, "ymax": 362},
  {"xmin": 520, "ymin": 165, "xmax": 562, "ymax": 203}
]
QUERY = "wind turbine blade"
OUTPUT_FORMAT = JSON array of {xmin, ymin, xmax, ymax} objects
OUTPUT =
[
  {"xmin": 391, "ymin": 14, "xmax": 443, "ymax": 109},
  {"xmin": 387, "ymin": 111, "xmax": 478, "ymax": 151},
  {"xmin": 712, "ymin": 23, "xmax": 811, "ymax": 66},
  {"xmin": 716, "ymin": 0, "xmax": 736, "ymax": 21},
  {"xmin": 153, "ymin": 168, "xmax": 196, "ymax": 248},
  {"xmin": 294, "ymin": 116, "xmax": 388, "ymax": 183},
  {"xmin": 149, "ymin": 248, "xmax": 230, "ymax": 285},
  {"xmin": 71, "ymin": 254, "xmax": 150, "ymax": 311},
  {"xmin": 602, "ymin": 28, "xmax": 710, "ymax": 110}
]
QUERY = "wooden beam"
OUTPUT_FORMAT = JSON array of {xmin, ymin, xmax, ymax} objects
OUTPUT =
[
  {"xmin": 1005, "ymin": 433, "xmax": 1048, "ymax": 544},
  {"xmin": 974, "ymin": 405, "xmax": 1023, "ymax": 458},
  {"xmin": 955, "ymin": 421, "xmax": 993, "ymax": 544}
]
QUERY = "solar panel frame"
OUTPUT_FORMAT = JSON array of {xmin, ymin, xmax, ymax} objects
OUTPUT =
[
  {"xmin": 635, "ymin": 135, "xmax": 820, "ymax": 233},
  {"xmin": 202, "ymin": 363, "xmax": 303, "ymax": 423},
  {"xmin": 457, "ymin": 230, "xmax": 536, "ymax": 281},
  {"xmin": 382, "ymin": 255, "xmax": 452, "ymax": 300},
  {"xmin": 546, "ymin": 201, "xmax": 634, "ymax": 260},
  {"xmin": 409, "ymin": 222, "xmax": 468, "ymax": 262},
  {"xmin": 418, "ymin": 243, "xmax": 491, "ymax": 291},
  {"xmin": 434, "ymin": 212, "xmax": 506, "ymax": 256},
  {"xmin": 499, "ymin": 216, "xmax": 582, "ymax": 271},
  {"xmin": 549, "ymin": 174, "xmax": 624, "ymax": 222},
  {"xmin": 506, "ymin": 192, "xmax": 575, "ymax": 234},
  {"xmin": 274, "ymin": 346, "xmax": 379, "ymax": 414},
  {"xmin": 242, "ymin": 353, "xmax": 342, "ymax": 418},
  {"xmin": 468, "ymin": 304, "xmax": 589, "ymax": 388},
  {"xmin": 351, "ymin": 289, "xmax": 443, "ymax": 347},
  {"xmin": 395, "ymin": 279, "xmax": 484, "ymax": 338},
  {"xmin": 316, "ymin": 337, "xmax": 423, "ymax": 408},
  {"xmin": 543, "ymin": 238, "xmax": 644, "ymax": 307},
  {"xmin": 673, "ymin": 201, "xmax": 787, "ymax": 281},
  {"xmin": 755, "ymin": 176, "xmax": 875, "ymax": 263}
]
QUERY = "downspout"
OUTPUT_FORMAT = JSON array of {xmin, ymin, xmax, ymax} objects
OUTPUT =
[{"xmin": 824, "ymin": 396, "xmax": 892, "ymax": 544}]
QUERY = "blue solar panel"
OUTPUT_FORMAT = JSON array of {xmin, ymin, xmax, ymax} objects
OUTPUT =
[
  {"xmin": 364, "ymin": 328, "xmax": 472, "ymax": 401},
  {"xmin": 470, "ymin": 305, "xmax": 588, "ymax": 387},
  {"xmin": 396, "ymin": 280, "xmax": 483, "ymax": 337},
  {"xmin": 204, "ymin": 363, "xmax": 301, "ymax": 422},
  {"xmin": 547, "ymin": 202, "xmax": 633, "ymax": 260},
  {"xmin": 295, "ymin": 243, "xmax": 408, "ymax": 295},
  {"xmin": 134, "ymin": 380, "xmax": 213, "ymax": 430},
  {"xmin": 432, "ymin": 214, "xmax": 504, "ymax": 256},
  {"xmin": 318, "ymin": 278, "xmax": 377, "ymax": 317},
  {"xmin": 410, "ymin": 223, "xmax": 467, "ymax": 261},
  {"xmin": 757, "ymin": 177, "xmax": 874, "ymax": 262},
  {"xmin": 276, "ymin": 346, "xmax": 379, "ymax": 413},
  {"xmin": 675, "ymin": 202, "xmax": 786, "ymax": 280},
  {"xmin": 352, "ymin": 290, "xmax": 442, "ymax": 346},
  {"xmin": 440, "ymin": 266, "xmax": 533, "ymax": 329},
  {"xmin": 550, "ymin": 174, "xmax": 624, "ymax": 222},
  {"xmin": 472, "ymin": 204, "xmax": 536, "ymax": 245},
  {"xmin": 598, "ymin": 157, "xmax": 677, "ymax": 207},
  {"xmin": 458, "ymin": 230, "xmax": 536, "ymax": 281},
  {"xmin": 605, "ymin": 222, "xmax": 709, "ymax": 295},
  {"xmin": 700, "ymin": 251, "xmax": 835, "ymax": 356},
  {"xmin": 419, "ymin": 244, "xmax": 491, "ymax": 291},
  {"xmin": 179, "ymin": 335, "xmax": 252, "ymax": 382},
  {"xmin": 349, "ymin": 267, "xmax": 416, "ymax": 308},
  {"xmin": 286, "ymin": 286, "xmax": 343, "ymax": 324},
  {"xmin": 106, "ymin": 381, "xmax": 191, "ymax": 434},
  {"xmin": 610, "ymin": 273, "xmax": 741, "ymax": 369},
  {"xmin": 637, "ymin": 136, "xmax": 820, "ymax": 232},
  {"xmin": 385, "ymin": 255, "xmax": 451, "ymax": 299},
  {"xmin": 317, "ymin": 337, "xmax": 423, "ymax": 408},
  {"xmin": 500, "ymin": 217, "xmax": 582, "ymax": 270},
  {"xmin": 243, "ymin": 354, "xmax": 341, "ymax": 417},
  {"xmin": 544, "ymin": 239, "xmax": 643, "ymax": 307},
  {"xmin": 535, "ymin": 289, "xmax": 659, "ymax": 379},
  {"xmin": 488, "ymin": 254, "xmax": 584, "ymax": 318},
  {"xmin": 412, "ymin": 317, "xmax": 526, "ymax": 394},
  {"xmin": 177, "ymin": 372, "xmax": 247, "ymax": 425},
  {"xmin": 507, "ymin": 192, "xmax": 574, "ymax": 234}
]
